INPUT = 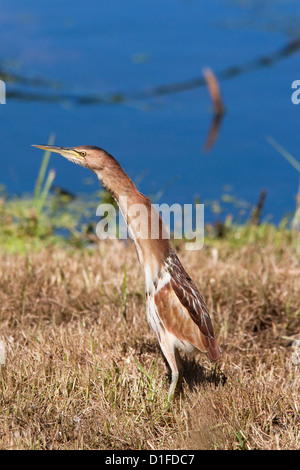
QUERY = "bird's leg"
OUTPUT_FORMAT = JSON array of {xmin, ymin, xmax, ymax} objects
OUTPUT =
[
  {"xmin": 167, "ymin": 349, "xmax": 183, "ymax": 401},
  {"xmin": 159, "ymin": 337, "xmax": 183, "ymax": 401},
  {"xmin": 168, "ymin": 372, "xmax": 179, "ymax": 401}
]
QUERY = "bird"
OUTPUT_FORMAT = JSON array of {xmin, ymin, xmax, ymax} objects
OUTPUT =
[{"xmin": 32, "ymin": 144, "xmax": 221, "ymax": 399}]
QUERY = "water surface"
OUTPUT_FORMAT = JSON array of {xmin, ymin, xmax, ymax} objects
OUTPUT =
[{"xmin": 1, "ymin": 0, "xmax": 300, "ymax": 223}]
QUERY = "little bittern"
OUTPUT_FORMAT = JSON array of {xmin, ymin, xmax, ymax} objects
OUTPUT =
[{"xmin": 33, "ymin": 144, "xmax": 221, "ymax": 399}]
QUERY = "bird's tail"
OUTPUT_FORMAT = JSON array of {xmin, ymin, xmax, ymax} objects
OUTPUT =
[{"xmin": 207, "ymin": 337, "xmax": 221, "ymax": 363}]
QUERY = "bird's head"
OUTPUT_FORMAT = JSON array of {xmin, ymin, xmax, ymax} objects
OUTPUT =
[
  {"xmin": 32, "ymin": 144, "xmax": 113, "ymax": 173},
  {"xmin": 32, "ymin": 144, "xmax": 135, "ymax": 197}
]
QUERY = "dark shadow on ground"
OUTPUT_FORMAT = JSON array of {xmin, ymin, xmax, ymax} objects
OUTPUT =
[{"xmin": 181, "ymin": 356, "xmax": 227, "ymax": 391}]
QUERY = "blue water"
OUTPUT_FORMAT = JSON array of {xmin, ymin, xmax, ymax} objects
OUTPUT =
[{"xmin": 1, "ymin": 0, "xmax": 300, "ymax": 223}]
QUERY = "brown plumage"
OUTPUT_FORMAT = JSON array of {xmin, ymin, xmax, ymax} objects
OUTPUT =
[
  {"xmin": 166, "ymin": 250, "xmax": 220, "ymax": 362},
  {"xmin": 32, "ymin": 144, "xmax": 221, "ymax": 399}
]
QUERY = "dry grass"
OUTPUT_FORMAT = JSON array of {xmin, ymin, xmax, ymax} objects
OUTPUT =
[{"xmin": 0, "ymin": 235, "xmax": 299, "ymax": 450}]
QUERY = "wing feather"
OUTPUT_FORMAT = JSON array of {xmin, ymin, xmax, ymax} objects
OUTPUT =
[{"xmin": 166, "ymin": 250, "xmax": 221, "ymax": 362}]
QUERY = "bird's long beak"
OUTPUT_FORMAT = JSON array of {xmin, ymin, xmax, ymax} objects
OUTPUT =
[{"xmin": 32, "ymin": 145, "xmax": 86, "ymax": 166}]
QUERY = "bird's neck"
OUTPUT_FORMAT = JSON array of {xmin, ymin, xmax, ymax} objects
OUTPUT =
[{"xmin": 95, "ymin": 167, "xmax": 171, "ymax": 286}]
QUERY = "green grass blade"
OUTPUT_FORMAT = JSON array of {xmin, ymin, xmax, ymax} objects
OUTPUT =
[
  {"xmin": 134, "ymin": 357, "xmax": 151, "ymax": 382},
  {"xmin": 33, "ymin": 133, "xmax": 55, "ymax": 202},
  {"xmin": 37, "ymin": 170, "xmax": 56, "ymax": 214},
  {"xmin": 267, "ymin": 136, "xmax": 300, "ymax": 173}
]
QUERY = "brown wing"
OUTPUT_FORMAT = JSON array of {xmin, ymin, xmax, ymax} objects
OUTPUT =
[{"xmin": 166, "ymin": 250, "xmax": 221, "ymax": 362}]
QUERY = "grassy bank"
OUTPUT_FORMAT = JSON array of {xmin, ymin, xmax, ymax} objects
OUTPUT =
[
  {"xmin": 0, "ymin": 147, "xmax": 299, "ymax": 449},
  {"xmin": 0, "ymin": 225, "xmax": 299, "ymax": 449}
]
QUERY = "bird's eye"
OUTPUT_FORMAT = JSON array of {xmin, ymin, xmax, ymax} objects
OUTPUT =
[{"xmin": 79, "ymin": 151, "xmax": 86, "ymax": 157}]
